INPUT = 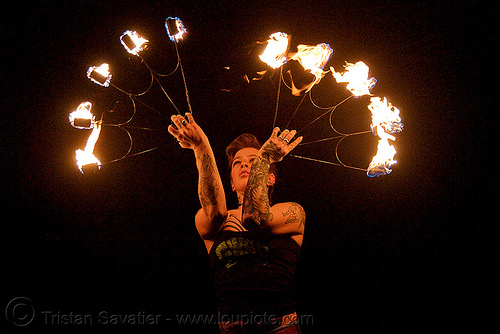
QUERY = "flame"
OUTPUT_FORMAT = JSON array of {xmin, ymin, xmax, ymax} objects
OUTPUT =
[
  {"xmin": 290, "ymin": 43, "xmax": 333, "ymax": 88},
  {"xmin": 68, "ymin": 102, "xmax": 95, "ymax": 129},
  {"xmin": 367, "ymin": 134, "xmax": 397, "ymax": 177},
  {"xmin": 120, "ymin": 30, "xmax": 148, "ymax": 56},
  {"xmin": 368, "ymin": 96, "xmax": 404, "ymax": 135},
  {"xmin": 75, "ymin": 122, "xmax": 102, "ymax": 173},
  {"xmin": 165, "ymin": 17, "xmax": 187, "ymax": 42},
  {"xmin": 331, "ymin": 61, "xmax": 377, "ymax": 97},
  {"xmin": 366, "ymin": 97, "xmax": 404, "ymax": 177},
  {"xmin": 87, "ymin": 63, "xmax": 112, "ymax": 87},
  {"xmin": 259, "ymin": 32, "xmax": 290, "ymax": 69}
]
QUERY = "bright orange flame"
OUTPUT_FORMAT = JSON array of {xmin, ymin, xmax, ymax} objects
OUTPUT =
[
  {"xmin": 165, "ymin": 17, "xmax": 187, "ymax": 42},
  {"xmin": 367, "ymin": 135, "xmax": 397, "ymax": 177},
  {"xmin": 368, "ymin": 96, "xmax": 404, "ymax": 135},
  {"xmin": 331, "ymin": 61, "xmax": 377, "ymax": 97},
  {"xmin": 87, "ymin": 63, "xmax": 112, "ymax": 87},
  {"xmin": 290, "ymin": 43, "xmax": 333, "ymax": 87},
  {"xmin": 68, "ymin": 102, "xmax": 94, "ymax": 129},
  {"xmin": 120, "ymin": 30, "xmax": 148, "ymax": 56},
  {"xmin": 75, "ymin": 122, "xmax": 102, "ymax": 173},
  {"xmin": 366, "ymin": 96, "xmax": 403, "ymax": 177},
  {"xmin": 259, "ymin": 32, "xmax": 290, "ymax": 69}
]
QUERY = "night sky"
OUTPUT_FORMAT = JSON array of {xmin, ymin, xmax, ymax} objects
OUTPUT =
[{"xmin": 3, "ymin": 0, "xmax": 496, "ymax": 332}]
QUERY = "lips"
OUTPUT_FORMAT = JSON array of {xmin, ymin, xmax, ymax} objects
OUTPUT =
[{"xmin": 239, "ymin": 171, "xmax": 250, "ymax": 177}]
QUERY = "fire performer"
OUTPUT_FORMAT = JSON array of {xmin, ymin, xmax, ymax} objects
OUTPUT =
[{"xmin": 168, "ymin": 113, "xmax": 305, "ymax": 333}]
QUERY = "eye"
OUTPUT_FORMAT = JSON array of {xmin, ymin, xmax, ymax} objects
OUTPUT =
[{"xmin": 233, "ymin": 160, "xmax": 241, "ymax": 167}]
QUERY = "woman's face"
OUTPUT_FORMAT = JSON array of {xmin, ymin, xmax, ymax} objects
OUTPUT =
[{"xmin": 230, "ymin": 147, "xmax": 259, "ymax": 193}]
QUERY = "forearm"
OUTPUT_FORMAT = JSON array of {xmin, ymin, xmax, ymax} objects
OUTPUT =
[
  {"xmin": 194, "ymin": 142, "xmax": 227, "ymax": 221},
  {"xmin": 242, "ymin": 154, "xmax": 272, "ymax": 227}
]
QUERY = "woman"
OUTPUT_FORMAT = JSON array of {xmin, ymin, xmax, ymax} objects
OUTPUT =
[{"xmin": 168, "ymin": 113, "xmax": 305, "ymax": 333}]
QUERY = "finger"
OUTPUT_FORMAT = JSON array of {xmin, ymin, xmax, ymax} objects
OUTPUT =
[
  {"xmin": 271, "ymin": 127, "xmax": 280, "ymax": 139},
  {"xmin": 279, "ymin": 129, "xmax": 290, "ymax": 140},
  {"xmin": 168, "ymin": 124, "xmax": 179, "ymax": 136},
  {"xmin": 185, "ymin": 112, "xmax": 195, "ymax": 124},
  {"xmin": 284, "ymin": 130, "xmax": 297, "ymax": 143},
  {"xmin": 171, "ymin": 115, "xmax": 182, "ymax": 128},
  {"xmin": 178, "ymin": 114, "xmax": 188, "ymax": 126},
  {"xmin": 287, "ymin": 136, "xmax": 303, "ymax": 152},
  {"xmin": 171, "ymin": 114, "xmax": 186, "ymax": 128}
]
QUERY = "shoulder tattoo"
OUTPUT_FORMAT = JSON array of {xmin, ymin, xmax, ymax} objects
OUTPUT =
[{"xmin": 282, "ymin": 204, "xmax": 305, "ymax": 228}]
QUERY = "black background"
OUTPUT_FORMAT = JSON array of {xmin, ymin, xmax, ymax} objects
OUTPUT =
[{"xmin": 3, "ymin": 0, "xmax": 497, "ymax": 332}]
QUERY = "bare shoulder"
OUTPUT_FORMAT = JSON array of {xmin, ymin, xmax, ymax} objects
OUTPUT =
[
  {"xmin": 268, "ymin": 202, "xmax": 306, "ymax": 238},
  {"xmin": 272, "ymin": 202, "xmax": 306, "ymax": 225},
  {"xmin": 195, "ymin": 208, "xmax": 228, "ymax": 240},
  {"xmin": 195, "ymin": 208, "xmax": 211, "ymax": 239}
]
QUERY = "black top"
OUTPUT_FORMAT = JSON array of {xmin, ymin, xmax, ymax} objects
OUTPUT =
[{"xmin": 209, "ymin": 230, "xmax": 300, "ymax": 316}]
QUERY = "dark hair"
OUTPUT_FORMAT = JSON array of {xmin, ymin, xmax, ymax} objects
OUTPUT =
[
  {"xmin": 225, "ymin": 134, "xmax": 261, "ymax": 169},
  {"xmin": 225, "ymin": 134, "xmax": 277, "ymax": 202}
]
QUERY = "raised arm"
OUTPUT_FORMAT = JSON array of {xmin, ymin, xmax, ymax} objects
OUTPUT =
[
  {"xmin": 168, "ymin": 113, "xmax": 227, "ymax": 238},
  {"xmin": 242, "ymin": 127, "xmax": 302, "ymax": 229}
]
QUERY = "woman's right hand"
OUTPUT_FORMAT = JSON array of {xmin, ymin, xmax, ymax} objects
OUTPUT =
[
  {"xmin": 168, "ymin": 113, "xmax": 208, "ymax": 150},
  {"xmin": 259, "ymin": 127, "xmax": 303, "ymax": 164}
]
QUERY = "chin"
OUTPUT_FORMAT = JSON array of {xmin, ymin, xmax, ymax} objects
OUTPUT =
[{"xmin": 234, "ymin": 181, "xmax": 248, "ymax": 193}]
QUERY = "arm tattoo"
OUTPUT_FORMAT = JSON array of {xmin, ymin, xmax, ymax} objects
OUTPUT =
[
  {"xmin": 199, "ymin": 153, "xmax": 219, "ymax": 207},
  {"xmin": 242, "ymin": 155, "xmax": 272, "ymax": 226},
  {"xmin": 259, "ymin": 141, "xmax": 284, "ymax": 163},
  {"xmin": 282, "ymin": 204, "xmax": 305, "ymax": 228}
]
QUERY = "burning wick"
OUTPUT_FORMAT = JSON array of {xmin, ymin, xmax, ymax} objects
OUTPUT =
[
  {"xmin": 165, "ymin": 17, "xmax": 187, "ymax": 43},
  {"xmin": 366, "ymin": 97, "xmax": 404, "ymax": 177},
  {"xmin": 87, "ymin": 63, "xmax": 112, "ymax": 87},
  {"xmin": 367, "ymin": 136, "xmax": 397, "ymax": 177},
  {"xmin": 289, "ymin": 43, "xmax": 333, "ymax": 94},
  {"xmin": 331, "ymin": 61, "xmax": 377, "ymax": 97},
  {"xmin": 68, "ymin": 102, "xmax": 95, "ymax": 129},
  {"xmin": 75, "ymin": 121, "xmax": 102, "ymax": 173},
  {"xmin": 368, "ymin": 96, "xmax": 404, "ymax": 135},
  {"xmin": 259, "ymin": 32, "xmax": 290, "ymax": 69},
  {"xmin": 120, "ymin": 30, "xmax": 149, "ymax": 56}
]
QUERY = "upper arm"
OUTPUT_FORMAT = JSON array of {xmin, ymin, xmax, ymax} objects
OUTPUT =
[
  {"xmin": 268, "ymin": 202, "xmax": 306, "ymax": 237},
  {"xmin": 195, "ymin": 208, "xmax": 226, "ymax": 240}
]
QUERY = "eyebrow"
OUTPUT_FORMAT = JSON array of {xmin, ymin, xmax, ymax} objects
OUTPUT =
[{"xmin": 233, "ymin": 154, "xmax": 257, "ymax": 163}]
